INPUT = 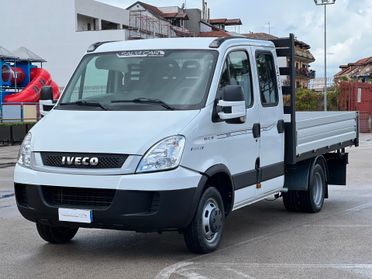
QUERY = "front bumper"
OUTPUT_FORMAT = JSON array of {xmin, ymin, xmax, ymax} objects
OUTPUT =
[{"xmin": 14, "ymin": 165, "xmax": 204, "ymax": 232}]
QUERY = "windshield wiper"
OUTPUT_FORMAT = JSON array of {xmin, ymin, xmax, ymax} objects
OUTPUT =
[
  {"xmin": 59, "ymin": 100, "xmax": 109, "ymax": 111},
  {"xmin": 111, "ymin": 98, "xmax": 175, "ymax": 110}
]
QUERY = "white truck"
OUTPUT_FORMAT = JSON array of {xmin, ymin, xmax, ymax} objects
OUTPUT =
[{"xmin": 14, "ymin": 34, "xmax": 359, "ymax": 253}]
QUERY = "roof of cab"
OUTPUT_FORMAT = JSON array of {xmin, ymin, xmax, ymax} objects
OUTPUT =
[{"xmin": 92, "ymin": 37, "xmax": 275, "ymax": 53}]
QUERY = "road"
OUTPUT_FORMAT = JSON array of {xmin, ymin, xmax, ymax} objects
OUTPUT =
[{"xmin": 0, "ymin": 135, "xmax": 372, "ymax": 279}]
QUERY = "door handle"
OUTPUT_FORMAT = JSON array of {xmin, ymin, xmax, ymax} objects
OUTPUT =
[
  {"xmin": 252, "ymin": 123, "xmax": 261, "ymax": 138},
  {"xmin": 277, "ymin": 120, "xmax": 285, "ymax": 134}
]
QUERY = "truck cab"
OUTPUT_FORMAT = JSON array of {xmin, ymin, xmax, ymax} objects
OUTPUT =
[{"xmin": 14, "ymin": 35, "xmax": 358, "ymax": 253}]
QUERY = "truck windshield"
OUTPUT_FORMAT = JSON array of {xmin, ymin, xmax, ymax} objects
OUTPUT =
[{"xmin": 58, "ymin": 50, "xmax": 218, "ymax": 111}]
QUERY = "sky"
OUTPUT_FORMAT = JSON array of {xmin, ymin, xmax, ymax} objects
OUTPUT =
[{"xmin": 98, "ymin": 0, "xmax": 372, "ymax": 78}]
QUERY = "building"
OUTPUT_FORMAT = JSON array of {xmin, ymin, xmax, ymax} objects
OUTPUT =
[
  {"xmin": 0, "ymin": 0, "xmax": 252, "ymax": 87},
  {"xmin": 208, "ymin": 18, "xmax": 242, "ymax": 33},
  {"xmin": 335, "ymin": 56, "xmax": 372, "ymax": 133},
  {"xmin": 127, "ymin": 2, "xmax": 179, "ymax": 39},
  {"xmin": 0, "ymin": 0, "xmax": 131, "ymax": 86},
  {"xmin": 76, "ymin": 0, "xmax": 129, "ymax": 32},
  {"xmin": 244, "ymin": 33, "xmax": 316, "ymax": 89},
  {"xmin": 335, "ymin": 56, "xmax": 372, "ymax": 83}
]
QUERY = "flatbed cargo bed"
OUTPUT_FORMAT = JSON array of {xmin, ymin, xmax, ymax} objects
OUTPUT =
[
  {"xmin": 272, "ymin": 35, "xmax": 359, "ymax": 164},
  {"xmin": 285, "ymin": 111, "xmax": 359, "ymax": 163}
]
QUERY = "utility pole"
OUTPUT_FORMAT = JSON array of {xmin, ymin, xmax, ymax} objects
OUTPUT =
[
  {"xmin": 266, "ymin": 22, "xmax": 271, "ymax": 34},
  {"xmin": 314, "ymin": 0, "xmax": 336, "ymax": 111}
]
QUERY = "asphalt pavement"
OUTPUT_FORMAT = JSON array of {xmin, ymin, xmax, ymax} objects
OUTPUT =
[{"xmin": 0, "ymin": 135, "xmax": 372, "ymax": 279}]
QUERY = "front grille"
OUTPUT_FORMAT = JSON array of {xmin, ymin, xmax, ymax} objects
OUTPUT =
[
  {"xmin": 42, "ymin": 186, "xmax": 116, "ymax": 209},
  {"xmin": 40, "ymin": 152, "xmax": 128, "ymax": 169}
]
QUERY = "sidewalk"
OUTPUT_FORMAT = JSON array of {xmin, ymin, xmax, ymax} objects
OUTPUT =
[
  {"xmin": 0, "ymin": 145, "xmax": 19, "ymax": 166},
  {"xmin": 0, "ymin": 145, "xmax": 19, "ymax": 195}
]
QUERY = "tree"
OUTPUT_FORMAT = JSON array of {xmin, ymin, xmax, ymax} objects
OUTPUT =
[{"xmin": 296, "ymin": 88, "xmax": 321, "ymax": 111}]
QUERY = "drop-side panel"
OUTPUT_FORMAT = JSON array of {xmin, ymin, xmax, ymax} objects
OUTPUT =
[{"xmin": 295, "ymin": 111, "xmax": 358, "ymax": 157}]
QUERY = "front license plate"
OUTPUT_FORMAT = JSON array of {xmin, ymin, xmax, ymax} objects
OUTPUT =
[{"xmin": 58, "ymin": 208, "xmax": 92, "ymax": 224}]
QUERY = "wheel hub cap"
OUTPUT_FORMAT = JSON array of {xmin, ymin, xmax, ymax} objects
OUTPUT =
[
  {"xmin": 202, "ymin": 198, "xmax": 222, "ymax": 243},
  {"xmin": 209, "ymin": 208, "xmax": 223, "ymax": 233}
]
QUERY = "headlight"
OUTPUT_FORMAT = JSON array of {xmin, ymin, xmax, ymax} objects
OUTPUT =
[
  {"xmin": 18, "ymin": 132, "xmax": 32, "ymax": 168},
  {"xmin": 136, "ymin": 135, "xmax": 185, "ymax": 173}
]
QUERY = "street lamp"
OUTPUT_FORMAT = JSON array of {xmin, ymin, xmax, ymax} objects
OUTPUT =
[{"xmin": 314, "ymin": 0, "xmax": 336, "ymax": 111}]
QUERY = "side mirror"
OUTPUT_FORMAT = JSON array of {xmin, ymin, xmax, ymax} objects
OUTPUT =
[
  {"xmin": 39, "ymin": 86, "xmax": 55, "ymax": 117},
  {"xmin": 40, "ymin": 86, "xmax": 53, "ymax": 101},
  {"xmin": 217, "ymin": 85, "xmax": 246, "ymax": 124}
]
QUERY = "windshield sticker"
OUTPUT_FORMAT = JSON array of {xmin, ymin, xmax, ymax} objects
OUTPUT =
[{"xmin": 117, "ymin": 50, "xmax": 166, "ymax": 58}]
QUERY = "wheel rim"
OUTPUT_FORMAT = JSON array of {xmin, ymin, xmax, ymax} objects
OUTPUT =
[
  {"xmin": 312, "ymin": 172, "xmax": 323, "ymax": 207},
  {"xmin": 201, "ymin": 198, "xmax": 223, "ymax": 243}
]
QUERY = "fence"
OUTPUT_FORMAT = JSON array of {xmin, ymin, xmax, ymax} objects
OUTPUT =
[
  {"xmin": 0, "ymin": 102, "xmax": 40, "ymax": 123},
  {"xmin": 338, "ymin": 81, "xmax": 372, "ymax": 133},
  {"xmin": 0, "ymin": 103, "xmax": 39, "ymax": 144}
]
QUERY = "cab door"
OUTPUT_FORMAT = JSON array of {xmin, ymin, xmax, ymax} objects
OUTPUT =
[
  {"xmin": 251, "ymin": 48, "xmax": 285, "ymax": 195},
  {"xmin": 217, "ymin": 48, "xmax": 262, "ymax": 209}
]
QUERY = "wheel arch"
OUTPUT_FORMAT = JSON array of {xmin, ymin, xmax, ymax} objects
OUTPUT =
[
  {"xmin": 284, "ymin": 155, "xmax": 328, "ymax": 193},
  {"xmin": 201, "ymin": 164, "xmax": 235, "ymax": 216}
]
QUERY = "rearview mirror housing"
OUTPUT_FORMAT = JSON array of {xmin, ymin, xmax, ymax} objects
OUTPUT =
[
  {"xmin": 40, "ymin": 86, "xmax": 53, "ymax": 101},
  {"xmin": 217, "ymin": 85, "xmax": 246, "ymax": 124}
]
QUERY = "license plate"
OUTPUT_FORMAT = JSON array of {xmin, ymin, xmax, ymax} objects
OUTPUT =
[{"xmin": 58, "ymin": 208, "xmax": 92, "ymax": 224}]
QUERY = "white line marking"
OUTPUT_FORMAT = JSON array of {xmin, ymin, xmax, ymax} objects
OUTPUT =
[
  {"xmin": 176, "ymin": 268, "xmax": 210, "ymax": 279},
  {"xmin": 155, "ymin": 262, "xmax": 193, "ymax": 279},
  {"xmin": 156, "ymin": 199, "xmax": 372, "ymax": 279}
]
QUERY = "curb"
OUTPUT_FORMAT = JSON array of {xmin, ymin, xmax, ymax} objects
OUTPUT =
[
  {"xmin": 0, "ymin": 162, "xmax": 16, "ymax": 169},
  {"xmin": 0, "ymin": 193, "xmax": 15, "ymax": 200}
]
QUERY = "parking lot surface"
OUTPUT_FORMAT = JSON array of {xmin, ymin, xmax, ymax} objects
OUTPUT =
[{"xmin": 0, "ymin": 134, "xmax": 371, "ymax": 279}]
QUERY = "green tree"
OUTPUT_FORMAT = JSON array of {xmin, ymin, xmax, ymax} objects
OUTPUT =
[
  {"xmin": 326, "ymin": 86, "xmax": 340, "ymax": 111},
  {"xmin": 296, "ymin": 88, "xmax": 321, "ymax": 111}
]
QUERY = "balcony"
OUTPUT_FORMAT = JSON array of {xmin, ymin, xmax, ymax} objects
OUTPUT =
[{"xmin": 297, "ymin": 68, "xmax": 316, "ymax": 79}]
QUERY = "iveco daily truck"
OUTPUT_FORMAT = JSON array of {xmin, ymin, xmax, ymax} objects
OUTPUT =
[{"xmin": 15, "ymin": 34, "xmax": 359, "ymax": 253}]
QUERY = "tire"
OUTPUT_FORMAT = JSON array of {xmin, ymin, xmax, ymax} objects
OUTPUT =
[
  {"xmin": 282, "ymin": 190, "xmax": 302, "ymax": 212},
  {"xmin": 36, "ymin": 222, "xmax": 78, "ymax": 244},
  {"xmin": 283, "ymin": 163, "xmax": 326, "ymax": 213},
  {"xmin": 184, "ymin": 187, "xmax": 225, "ymax": 254}
]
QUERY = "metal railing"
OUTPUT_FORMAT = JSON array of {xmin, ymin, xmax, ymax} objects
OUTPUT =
[{"xmin": 0, "ymin": 103, "xmax": 40, "ymax": 123}]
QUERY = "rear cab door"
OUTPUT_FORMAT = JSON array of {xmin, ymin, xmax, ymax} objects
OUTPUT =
[{"xmin": 250, "ymin": 45, "xmax": 285, "ymax": 195}]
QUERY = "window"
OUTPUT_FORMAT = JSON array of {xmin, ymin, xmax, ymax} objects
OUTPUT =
[
  {"xmin": 256, "ymin": 53, "xmax": 279, "ymax": 106},
  {"xmin": 218, "ymin": 51, "xmax": 253, "ymax": 107},
  {"xmin": 69, "ymin": 57, "xmax": 109, "ymax": 102},
  {"xmin": 59, "ymin": 50, "xmax": 218, "ymax": 111}
]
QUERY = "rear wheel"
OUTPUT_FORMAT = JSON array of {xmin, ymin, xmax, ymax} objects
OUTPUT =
[
  {"xmin": 283, "ymin": 163, "xmax": 326, "ymax": 213},
  {"xmin": 36, "ymin": 222, "xmax": 78, "ymax": 244},
  {"xmin": 184, "ymin": 187, "xmax": 225, "ymax": 254}
]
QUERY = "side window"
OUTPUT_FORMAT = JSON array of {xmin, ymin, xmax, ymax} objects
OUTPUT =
[
  {"xmin": 256, "ymin": 53, "xmax": 279, "ymax": 106},
  {"xmin": 69, "ymin": 56, "xmax": 109, "ymax": 102},
  {"xmin": 83, "ymin": 57, "xmax": 109, "ymax": 98},
  {"xmin": 218, "ymin": 51, "xmax": 253, "ymax": 108}
]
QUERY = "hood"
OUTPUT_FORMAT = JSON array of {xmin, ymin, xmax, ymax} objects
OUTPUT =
[{"xmin": 31, "ymin": 109, "xmax": 200, "ymax": 155}]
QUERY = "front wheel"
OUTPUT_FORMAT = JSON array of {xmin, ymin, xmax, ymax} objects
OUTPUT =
[
  {"xmin": 36, "ymin": 222, "xmax": 78, "ymax": 244},
  {"xmin": 184, "ymin": 187, "xmax": 225, "ymax": 254}
]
